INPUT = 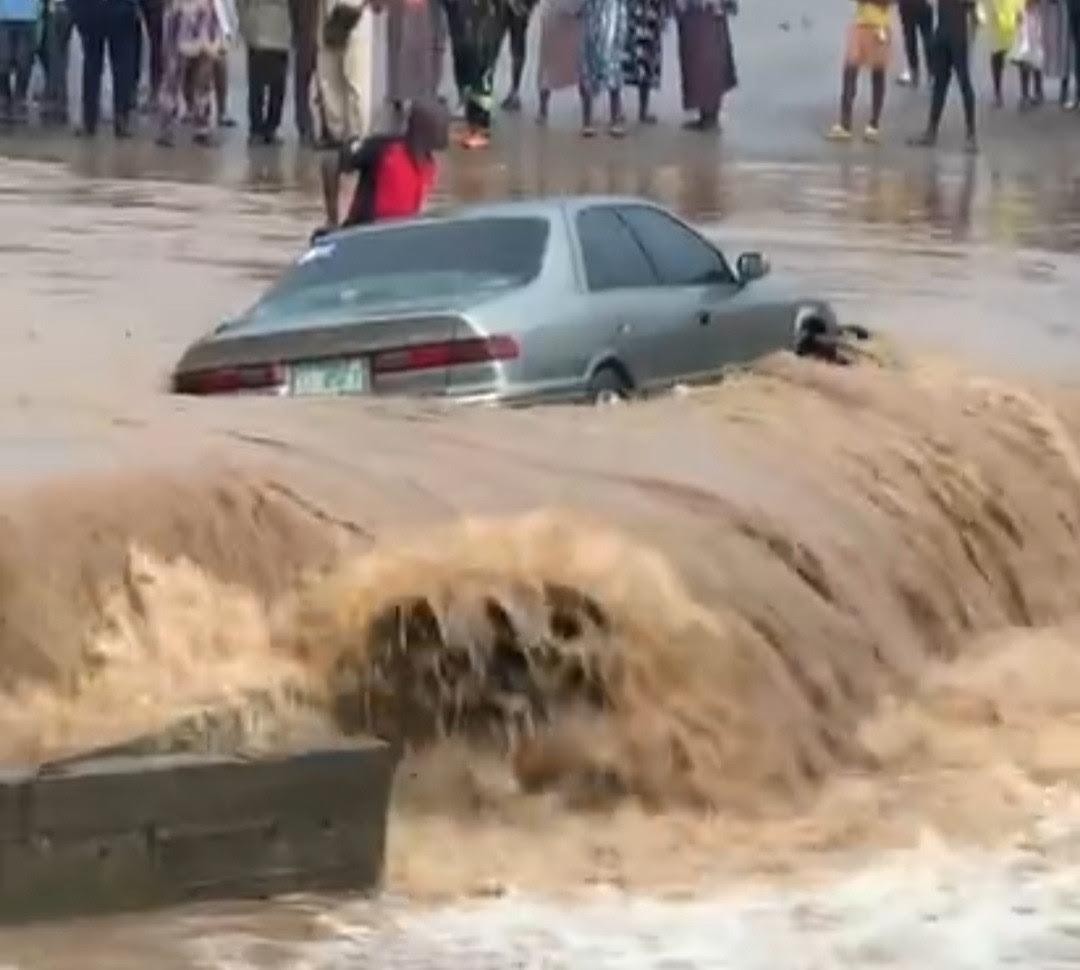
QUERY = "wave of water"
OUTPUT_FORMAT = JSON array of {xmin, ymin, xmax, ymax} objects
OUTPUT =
[{"xmin": 1, "ymin": 353, "xmax": 1080, "ymax": 900}]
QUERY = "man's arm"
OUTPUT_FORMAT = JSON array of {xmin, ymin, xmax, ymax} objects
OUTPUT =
[{"xmin": 319, "ymin": 137, "xmax": 379, "ymax": 232}]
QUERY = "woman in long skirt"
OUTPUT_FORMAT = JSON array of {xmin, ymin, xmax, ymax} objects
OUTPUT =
[
  {"xmin": 623, "ymin": 0, "xmax": 665, "ymax": 123},
  {"xmin": 675, "ymin": 0, "xmax": 736, "ymax": 130},
  {"xmin": 387, "ymin": 0, "xmax": 446, "ymax": 121},
  {"xmin": 580, "ymin": 0, "xmax": 628, "ymax": 135},
  {"xmin": 157, "ymin": 0, "xmax": 226, "ymax": 145},
  {"xmin": 1042, "ymin": 0, "xmax": 1073, "ymax": 105},
  {"xmin": 536, "ymin": 0, "xmax": 582, "ymax": 121},
  {"xmin": 442, "ymin": 0, "xmax": 504, "ymax": 148}
]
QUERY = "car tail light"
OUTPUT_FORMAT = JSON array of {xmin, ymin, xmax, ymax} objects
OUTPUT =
[
  {"xmin": 371, "ymin": 335, "xmax": 519, "ymax": 375},
  {"xmin": 174, "ymin": 362, "xmax": 286, "ymax": 395}
]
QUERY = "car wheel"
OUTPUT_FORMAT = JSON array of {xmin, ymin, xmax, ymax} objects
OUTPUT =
[{"xmin": 587, "ymin": 364, "xmax": 632, "ymax": 406}]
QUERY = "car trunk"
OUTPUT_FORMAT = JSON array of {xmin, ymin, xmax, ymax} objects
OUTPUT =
[{"xmin": 173, "ymin": 313, "xmax": 469, "ymax": 398}]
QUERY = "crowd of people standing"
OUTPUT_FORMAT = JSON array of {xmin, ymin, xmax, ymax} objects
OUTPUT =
[
  {"xmin": 829, "ymin": 0, "xmax": 1080, "ymax": 153},
  {"xmin": 0, "ymin": 0, "xmax": 739, "ymax": 150}
]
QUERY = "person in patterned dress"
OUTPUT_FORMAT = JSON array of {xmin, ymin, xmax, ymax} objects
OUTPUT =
[
  {"xmin": 579, "ymin": 0, "xmax": 627, "ymax": 135},
  {"xmin": 157, "ymin": 0, "xmax": 226, "ymax": 145},
  {"xmin": 623, "ymin": 0, "xmax": 665, "ymax": 123}
]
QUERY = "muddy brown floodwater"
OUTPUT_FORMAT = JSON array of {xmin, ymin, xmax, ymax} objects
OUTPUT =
[{"xmin": 5, "ymin": 15, "xmax": 1080, "ymax": 958}]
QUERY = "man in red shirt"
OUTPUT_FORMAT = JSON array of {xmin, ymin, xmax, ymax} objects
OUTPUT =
[{"xmin": 316, "ymin": 98, "xmax": 449, "ymax": 239}]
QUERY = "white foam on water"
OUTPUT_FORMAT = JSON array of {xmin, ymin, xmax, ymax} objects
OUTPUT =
[{"xmin": 187, "ymin": 824, "xmax": 1080, "ymax": 970}]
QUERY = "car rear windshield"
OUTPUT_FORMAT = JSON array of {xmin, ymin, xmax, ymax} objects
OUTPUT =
[{"xmin": 248, "ymin": 217, "xmax": 549, "ymax": 323}]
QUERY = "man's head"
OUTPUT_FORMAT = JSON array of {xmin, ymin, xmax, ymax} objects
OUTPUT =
[{"xmin": 405, "ymin": 99, "xmax": 451, "ymax": 159}]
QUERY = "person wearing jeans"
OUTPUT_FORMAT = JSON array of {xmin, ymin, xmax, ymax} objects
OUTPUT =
[
  {"xmin": 0, "ymin": 0, "xmax": 40, "ymax": 121},
  {"xmin": 238, "ymin": 0, "xmax": 290, "ymax": 142},
  {"xmin": 71, "ymin": 0, "xmax": 139, "ymax": 135},
  {"xmin": 133, "ymin": 0, "xmax": 164, "ymax": 108},
  {"xmin": 909, "ymin": 0, "xmax": 978, "ymax": 153},
  {"xmin": 1064, "ymin": 0, "xmax": 1080, "ymax": 105},
  {"xmin": 42, "ymin": 0, "xmax": 74, "ymax": 120},
  {"xmin": 897, "ymin": 0, "xmax": 933, "ymax": 85}
]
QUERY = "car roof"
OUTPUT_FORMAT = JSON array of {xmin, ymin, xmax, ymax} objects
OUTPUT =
[{"xmin": 325, "ymin": 195, "xmax": 670, "ymax": 243}]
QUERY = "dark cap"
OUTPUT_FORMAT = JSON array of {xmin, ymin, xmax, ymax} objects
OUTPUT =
[{"xmin": 405, "ymin": 98, "xmax": 450, "ymax": 157}]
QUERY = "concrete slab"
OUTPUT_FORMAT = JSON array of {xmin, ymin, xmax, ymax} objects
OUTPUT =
[
  {"xmin": 0, "ymin": 769, "xmax": 32, "ymax": 843},
  {"xmin": 0, "ymin": 740, "xmax": 396, "ymax": 924},
  {"xmin": 31, "ymin": 741, "xmax": 396, "ymax": 838}
]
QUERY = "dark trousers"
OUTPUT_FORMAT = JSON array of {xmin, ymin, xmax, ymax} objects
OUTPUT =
[
  {"xmin": 928, "ymin": 28, "xmax": 976, "ymax": 137},
  {"xmin": 1067, "ymin": 0, "xmax": 1080, "ymax": 97},
  {"xmin": 74, "ymin": 0, "xmax": 138, "ymax": 131},
  {"xmin": 499, "ymin": 7, "xmax": 529, "ymax": 91},
  {"xmin": 442, "ymin": 0, "xmax": 467, "ymax": 95},
  {"xmin": 0, "ymin": 22, "xmax": 35, "ymax": 107},
  {"xmin": 898, "ymin": 0, "xmax": 933, "ymax": 79},
  {"xmin": 247, "ymin": 47, "xmax": 287, "ymax": 136},
  {"xmin": 287, "ymin": 0, "xmax": 316, "ymax": 139},
  {"xmin": 445, "ymin": 0, "xmax": 503, "ymax": 129},
  {"xmin": 132, "ymin": 0, "xmax": 164, "ymax": 99},
  {"xmin": 42, "ymin": 2, "xmax": 74, "ymax": 118}
]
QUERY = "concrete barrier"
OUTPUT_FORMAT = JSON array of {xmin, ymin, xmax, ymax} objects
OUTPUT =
[{"xmin": 0, "ymin": 740, "xmax": 396, "ymax": 923}]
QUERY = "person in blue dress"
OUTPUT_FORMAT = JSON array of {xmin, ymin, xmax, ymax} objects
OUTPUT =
[{"xmin": 579, "ymin": 0, "xmax": 627, "ymax": 135}]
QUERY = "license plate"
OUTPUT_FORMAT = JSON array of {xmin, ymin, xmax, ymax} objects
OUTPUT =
[{"xmin": 289, "ymin": 358, "xmax": 369, "ymax": 397}]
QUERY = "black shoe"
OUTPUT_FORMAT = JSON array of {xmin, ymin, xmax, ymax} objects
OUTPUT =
[
  {"xmin": 964, "ymin": 133, "xmax": 979, "ymax": 155},
  {"xmin": 114, "ymin": 117, "xmax": 133, "ymax": 139},
  {"xmin": 262, "ymin": 131, "xmax": 282, "ymax": 145}
]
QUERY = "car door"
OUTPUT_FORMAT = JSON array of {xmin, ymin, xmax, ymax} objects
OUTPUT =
[
  {"xmin": 572, "ymin": 205, "xmax": 671, "ymax": 386},
  {"xmin": 615, "ymin": 205, "xmax": 776, "ymax": 378}
]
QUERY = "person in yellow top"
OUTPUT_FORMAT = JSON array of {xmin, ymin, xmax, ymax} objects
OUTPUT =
[
  {"xmin": 826, "ymin": 0, "xmax": 895, "ymax": 143},
  {"xmin": 984, "ymin": 0, "xmax": 1023, "ymax": 106}
]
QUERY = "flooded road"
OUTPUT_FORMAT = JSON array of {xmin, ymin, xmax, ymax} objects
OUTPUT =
[{"xmin": 4, "ymin": 1, "xmax": 1080, "ymax": 964}]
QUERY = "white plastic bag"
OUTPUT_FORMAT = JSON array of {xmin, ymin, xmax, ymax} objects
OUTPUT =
[{"xmin": 1010, "ymin": 9, "xmax": 1045, "ymax": 69}]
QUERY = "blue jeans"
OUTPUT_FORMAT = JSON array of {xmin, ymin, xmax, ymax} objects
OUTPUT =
[
  {"xmin": 42, "ymin": 2, "xmax": 74, "ymax": 119},
  {"xmin": 0, "ymin": 21, "xmax": 35, "ymax": 111}
]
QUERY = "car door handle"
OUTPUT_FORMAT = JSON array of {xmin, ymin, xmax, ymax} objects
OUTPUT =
[
  {"xmin": 697, "ymin": 311, "xmax": 711, "ymax": 326},
  {"xmin": 618, "ymin": 322, "xmax": 632, "ymax": 335}
]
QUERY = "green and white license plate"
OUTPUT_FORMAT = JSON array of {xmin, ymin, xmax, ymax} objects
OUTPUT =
[{"xmin": 289, "ymin": 358, "xmax": 369, "ymax": 397}]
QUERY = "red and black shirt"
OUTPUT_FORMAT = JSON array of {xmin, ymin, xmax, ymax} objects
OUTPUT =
[{"xmin": 341, "ymin": 135, "xmax": 438, "ymax": 228}]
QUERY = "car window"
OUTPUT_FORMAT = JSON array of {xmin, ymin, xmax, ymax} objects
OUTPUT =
[
  {"xmin": 618, "ymin": 206, "xmax": 734, "ymax": 287},
  {"xmin": 247, "ymin": 217, "xmax": 549, "ymax": 323},
  {"xmin": 576, "ymin": 207, "xmax": 658, "ymax": 291}
]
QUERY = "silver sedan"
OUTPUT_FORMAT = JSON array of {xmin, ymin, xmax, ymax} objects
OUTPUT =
[{"xmin": 172, "ymin": 196, "xmax": 842, "ymax": 405}]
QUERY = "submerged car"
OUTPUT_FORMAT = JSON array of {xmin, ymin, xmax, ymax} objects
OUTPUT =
[{"xmin": 172, "ymin": 196, "xmax": 841, "ymax": 405}]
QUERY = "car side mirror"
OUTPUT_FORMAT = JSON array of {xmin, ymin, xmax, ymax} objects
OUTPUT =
[{"xmin": 736, "ymin": 251, "xmax": 769, "ymax": 284}]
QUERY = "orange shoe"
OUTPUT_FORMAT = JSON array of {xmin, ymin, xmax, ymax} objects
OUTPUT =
[{"xmin": 460, "ymin": 129, "xmax": 490, "ymax": 150}]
